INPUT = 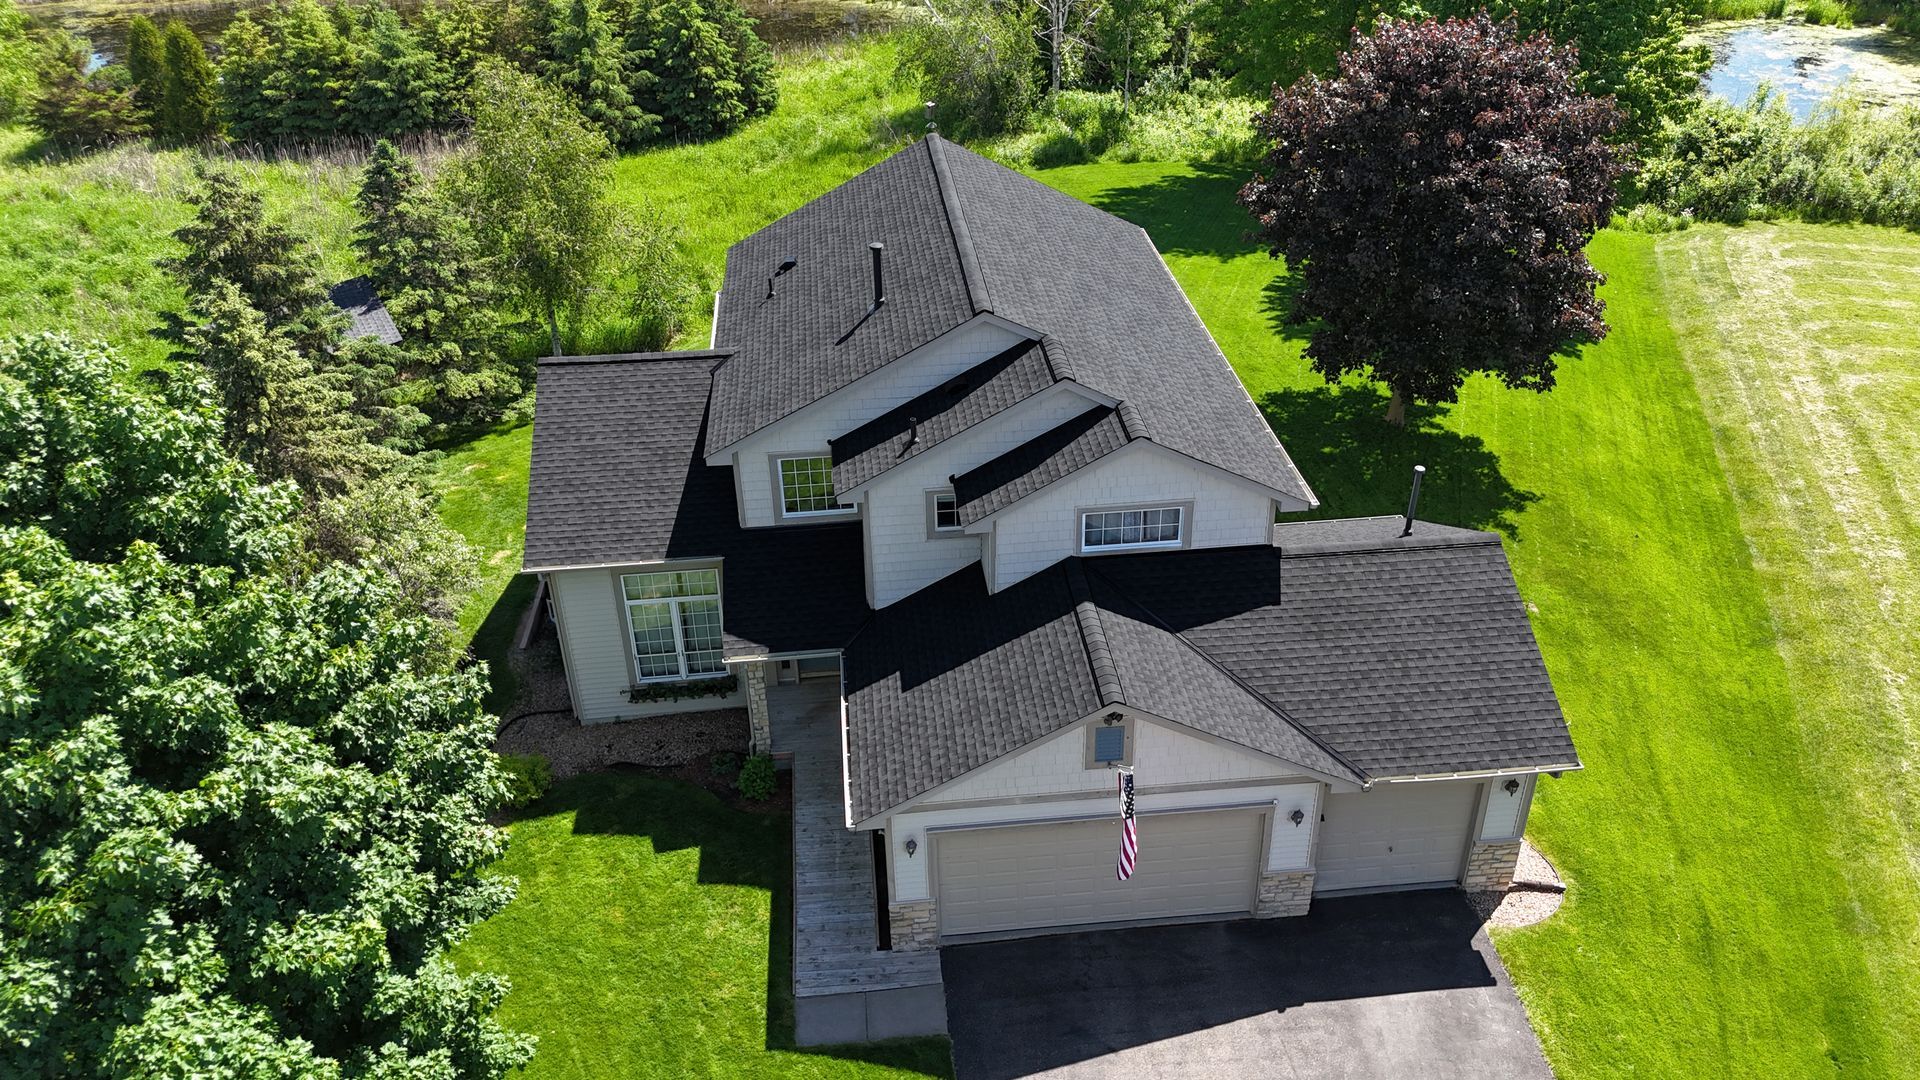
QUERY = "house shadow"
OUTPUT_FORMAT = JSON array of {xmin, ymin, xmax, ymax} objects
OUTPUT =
[
  {"xmin": 942, "ymin": 891, "xmax": 1512, "ymax": 1080},
  {"xmin": 1259, "ymin": 383, "xmax": 1539, "ymax": 539},
  {"xmin": 1083, "ymin": 162, "xmax": 1263, "ymax": 261}
]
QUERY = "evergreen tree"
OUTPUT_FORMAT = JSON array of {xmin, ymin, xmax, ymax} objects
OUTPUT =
[
  {"xmin": 627, "ymin": 0, "xmax": 774, "ymax": 140},
  {"xmin": 717, "ymin": 0, "xmax": 776, "ymax": 118},
  {"xmin": 215, "ymin": 11, "xmax": 277, "ymax": 142},
  {"xmin": 162, "ymin": 166, "xmax": 338, "ymax": 351},
  {"xmin": 29, "ymin": 33, "xmax": 145, "ymax": 150},
  {"xmin": 0, "ymin": 0, "xmax": 33, "ymax": 125},
  {"xmin": 176, "ymin": 281, "xmax": 388, "ymax": 495},
  {"xmin": 345, "ymin": 1, "xmax": 453, "ymax": 136},
  {"xmin": 544, "ymin": 0, "xmax": 656, "ymax": 148},
  {"xmin": 262, "ymin": 0, "xmax": 354, "ymax": 141},
  {"xmin": 157, "ymin": 21, "xmax": 218, "ymax": 144},
  {"xmin": 124, "ymin": 14, "xmax": 165, "ymax": 122}
]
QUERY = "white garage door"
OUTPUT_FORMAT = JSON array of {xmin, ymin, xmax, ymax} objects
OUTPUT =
[
  {"xmin": 935, "ymin": 808, "xmax": 1264, "ymax": 938},
  {"xmin": 1314, "ymin": 781, "xmax": 1480, "ymax": 893}
]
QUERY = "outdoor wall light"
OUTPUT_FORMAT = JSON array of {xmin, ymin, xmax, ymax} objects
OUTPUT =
[
  {"xmin": 1504, "ymin": 778, "xmax": 1521, "ymax": 796},
  {"xmin": 904, "ymin": 838, "xmax": 918, "ymax": 858},
  {"xmin": 1289, "ymin": 808, "xmax": 1305, "ymax": 827}
]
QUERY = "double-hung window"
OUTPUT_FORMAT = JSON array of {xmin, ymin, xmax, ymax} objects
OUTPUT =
[
  {"xmin": 622, "ymin": 569, "xmax": 725, "ymax": 681},
  {"xmin": 1080, "ymin": 506, "xmax": 1184, "ymax": 552},
  {"xmin": 927, "ymin": 489, "xmax": 962, "ymax": 536},
  {"xmin": 777, "ymin": 456, "xmax": 852, "ymax": 517}
]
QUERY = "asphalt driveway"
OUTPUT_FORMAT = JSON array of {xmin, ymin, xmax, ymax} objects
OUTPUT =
[{"xmin": 941, "ymin": 890, "xmax": 1552, "ymax": 1080}]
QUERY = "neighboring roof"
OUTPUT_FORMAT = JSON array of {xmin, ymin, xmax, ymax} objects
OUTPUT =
[
  {"xmin": 709, "ymin": 135, "xmax": 1314, "ymax": 507},
  {"xmin": 950, "ymin": 405, "xmax": 1132, "ymax": 525},
  {"xmin": 844, "ymin": 518, "xmax": 1577, "ymax": 819},
  {"xmin": 1093, "ymin": 519, "xmax": 1580, "ymax": 778},
  {"xmin": 522, "ymin": 351, "xmax": 867, "ymax": 656},
  {"xmin": 830, "ymin": 338, "xmax": 1054, "ymax": 494},
  {"xmin": 328, "ymin": 277, "xmax": 401, "ymax": 345},
  {"xmin": 843, "ymin": 559, "xmax": 1364, "ymax": 823}
]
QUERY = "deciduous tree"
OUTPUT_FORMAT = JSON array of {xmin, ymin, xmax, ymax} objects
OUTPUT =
[
  {"xmin": 450, "ymin": 61, "xmax": 620, "ymax": 356},
  {"xmin": 0, "ymin": 332, "xmax": 530, "ymax": 1079},
  {"xmin": 902, "ymin": 0, "xmax": 1041, "ymax": 137},
  {"xmin": 1240, "ymin": 13, "xmax": 1628, "ymax": 425}
]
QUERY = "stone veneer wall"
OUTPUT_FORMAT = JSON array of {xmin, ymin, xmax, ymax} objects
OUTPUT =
[
  {"xmin": 1254, "ymin": 869, "xmax": 1315, "ymax": 917},
  {"xmin": 888, "ymin": 899, "xmax": 939, "ymax": 952},
  {"xmin": 744, "ymin": 663, "xmax": 770, "ymax": 755},
  {"xmin": 1461, "ymin": 838, "xmax": 1523, "ymax": 890}
]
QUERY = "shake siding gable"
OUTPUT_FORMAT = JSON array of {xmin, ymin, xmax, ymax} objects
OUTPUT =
[
  {"xmin": 985, "ymin": 442, "xmax": 1278, "ymax": 593},
  {"xmin": 865, "ymin": 387, "xmax": 1103, "ymax": 607},
  {"xmin": 726, "ymin": 318, "xmax": 1027, "ymax": 528}
]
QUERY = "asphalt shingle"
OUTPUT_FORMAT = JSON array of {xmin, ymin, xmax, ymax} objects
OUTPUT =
[
  {"xmin": 328, "ymin": 276, "xmax": 401, "ymax": 345},
  {"xmin": 949, "ymin": 406, "xmax": 1131, "ymax": 525}
]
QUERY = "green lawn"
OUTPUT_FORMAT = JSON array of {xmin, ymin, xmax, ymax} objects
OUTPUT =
[
  {"xmin": 452, "ymin": 773, "xmax": 952, "ymax": 1079},
  {"xmin": 1036, "ymin": 161, "xmax": 1913, "ymax": 1075}
]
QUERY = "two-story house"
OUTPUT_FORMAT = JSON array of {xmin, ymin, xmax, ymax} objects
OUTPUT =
[{"xmin": 521, "ymin": 135, "xmax": 1579, "ymax": 959}]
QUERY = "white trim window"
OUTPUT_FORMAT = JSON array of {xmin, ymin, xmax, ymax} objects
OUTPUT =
[
  {"xmin": 1081, "ymin": 507, "xmax": 1184, "ymax": 552},
  {"xmin": 777, "ymin": 456, "xmax": 852, "ymax": 517},
  {"xmin": 622, "ymin": 569, "xmax": 726, "ymax": 681},
  {"xmin": 928, "ymin": 489, "xmax": 962, "ymax": 535}
]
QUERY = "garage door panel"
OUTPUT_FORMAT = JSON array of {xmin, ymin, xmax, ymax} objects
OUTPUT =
[
  {"xmin": 1315, "ymin": 782, "xmax": 1479, "ymax": 893},
  {"xmin": 935, "ymin": 809, "xmax": 1263, "ymax": 938}
]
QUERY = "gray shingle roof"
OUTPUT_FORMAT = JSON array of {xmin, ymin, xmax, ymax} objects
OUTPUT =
[
  {"xmin": 949, "ymin": 405, "xmax": 1132, "ymax": 525},
  {"xmin": 843, "ymin": 520, "xmax": 1577, "ymax": 820},
  {"xmin": 708, "ymin": 135, "xmax": 1313, "ymax": 507},
  {"xmin": 328, "ymin": 277, "xmax": 401, "ymax": 345},
  {"xmin": 829, "ymin": 338, "xmax": 1053, "ymax": 494},
  {"xmin": 522, "ymin": 352, "xmax": 868, "ymax": 657}
]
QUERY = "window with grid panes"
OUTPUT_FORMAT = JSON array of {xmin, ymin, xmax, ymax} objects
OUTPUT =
[
  {"xmin": 777, "ymin": 456, "xmax": 851, "ymax": 516},
  {"xmin": 621, "ymin": 569, "xmax": 725, "ymax": 681}
]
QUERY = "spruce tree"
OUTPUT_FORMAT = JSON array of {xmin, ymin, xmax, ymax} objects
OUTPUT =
[
  {"xmin": 716, "ymin": 0, "xmax": 775, "ymax": 119},
  {"xmin": 263, "ymin": 0, "xmax": 354, "ymax": 140},
  {"xmin": 627, "ymin": 0, "xmax": 773, "ymax": 140},
  {"xmin": 29, "ymin": 33, "xmax": 144, "ymax": 150},
  {"xmin": 158, "ymin": 21, "xmax": 217, "ymax": 143},
  {"xmin": 163, "ymin": 166, "xmax": 338, "ymax": 352},
  {"xmin": 124, "ymin": 14, "xmax": 165, "ymax": 123},
  {"xmin": 544, "ymin": 0, "xmax": 656, "ymax": 148},
  {"xmin": 215, "ymin": 12, "xmax": 276, "ymax": 143},
  {"xmin": 345, "ymin": 1, "xmax": 452, "ymax": 136}
]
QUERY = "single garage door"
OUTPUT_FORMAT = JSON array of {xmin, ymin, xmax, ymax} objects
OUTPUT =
[
  {"xmin": 935, "ymin": 808, "xmax": 1264, "ymax": 938},
  {"xmin": 1314, "ymin": 781, "xmax": 1480, "ymax": 893}
]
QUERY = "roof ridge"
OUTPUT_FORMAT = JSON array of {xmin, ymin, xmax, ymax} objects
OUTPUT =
[
  {"xmin": 1081, "ymin": 560, "xmax": 1369, "ymax": 783},
  {"xmin": 925, "ymin": 134, "xmax": 993, "ymax": 315},
  {"xmin": 538, "ymin": 349, "xmax": 732, "ymax": 367},
  {"xmin": 1036, "ymin": 335, "xmax": 1073, "ymax": 383},
  {"xmin": 1064, "ymin": 561, "xmax": 1125, "ymax": 707},
  {"xmin": 1115, "ymin": 399, "xmax": 1149, "ymax": 440}
]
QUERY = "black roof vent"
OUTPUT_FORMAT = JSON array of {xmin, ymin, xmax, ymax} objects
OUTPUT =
[
  {"xmin": 766, "ymin": 257, "xmax": 797, "ymax": 299},
  {"xmin": 868, "ymin": 242, "xmax": 887, "ymax": 312}
]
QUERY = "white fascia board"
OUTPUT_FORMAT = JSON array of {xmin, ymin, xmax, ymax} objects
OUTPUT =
[
  {"xmin": 1373, "ymin": 763, "xmax": 1584, "ymax": 783},
  {"xmin": 702, "ymin": 312, "xmax": 1032, "ymax": 466},
  {"xmin": 521, "ymin": 554, "xmax": 725, "ymax": 574},
  {"xmin": 835, "ymin": 380, "xmax": 1111, "ymax": 502}
]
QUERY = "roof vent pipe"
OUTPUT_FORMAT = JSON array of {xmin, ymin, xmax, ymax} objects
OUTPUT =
[
  {"xmin": 1401, "ymin": 464, "xmax": 1426, "ymax": 537},
  {"xmin": 869, "ymin": 242, "xmax": 887, "ymax": 312}
]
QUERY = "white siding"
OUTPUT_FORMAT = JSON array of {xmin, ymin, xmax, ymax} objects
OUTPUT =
[
  {"xmin": 984, "ymin": 442, "xmax": 1277, "ymax": 593},
  {"xmin": 548, "ymin": 567, "xmax": 746, "ymax": 723},
  {"xmin": 881, "ymin": 717, "xmax": 1317, "ymax": 901},
  {"xmin": 1478, "ymin": 773, "xmax": 1535, "ymax": 840},
  {"xmin": 727, "ymin": 319, "xmax": 1027, "ymax": 528},
  {"xmin": 864, "ymin": 387, "xmax": 1102, "ymax": 607}
]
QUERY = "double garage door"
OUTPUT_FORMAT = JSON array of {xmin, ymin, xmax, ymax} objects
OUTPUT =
[
  {"xmin": 1314, "ymin": 781, "xmax": 1480, "ymax": 893},
  {"xmin": 934, "ymin": 808, "xmax": 1265, "ymax": 938}
]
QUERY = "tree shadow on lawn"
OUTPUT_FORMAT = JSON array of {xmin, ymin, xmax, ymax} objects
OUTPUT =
[
  {"xmin": 463, "ymin": 574, "xmax": 538, "ymax": 717},
  {"xmin": 1261, "ymin": 271, "xmax": 1315, "ymax": 343},
  {"xmin": 1262, "ymin": 382, "xmax": 1539, "ymax": 539},
  {"xmin": 553, "ymin": 773, "xmax": 954, "ymax": 1075},
  {"xmin": 1084, "ymin": 162, "xmax": 1262, "ymax": 261}
]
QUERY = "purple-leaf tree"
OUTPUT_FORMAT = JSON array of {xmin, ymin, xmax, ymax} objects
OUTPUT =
[{"xmin": 1240, "ymin": 13, "xmax": 1631, "ymax": 426}]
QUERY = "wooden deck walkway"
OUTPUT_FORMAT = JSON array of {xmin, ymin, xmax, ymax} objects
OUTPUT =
[{"xmin": 773, "ymin": 681, "xmax": 944, "ymax": 999}]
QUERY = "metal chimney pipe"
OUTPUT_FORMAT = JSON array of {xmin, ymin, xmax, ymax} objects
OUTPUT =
[
  {"xmin": 869, "ymin": 243, "xmax": 886, "ymax": 310},
  {"xmin": 1401, "ymin": 464, "xmax": 1426, "ymax": 537}
]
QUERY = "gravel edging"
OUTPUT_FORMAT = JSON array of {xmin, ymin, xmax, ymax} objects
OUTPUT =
[
  {"xmin": 1470, "ymin": 840, "xmax": 1568, "ymax": 929},
  {"xmin": 498, "ymin": 707, "xmax": 750, "ymax": 778}
]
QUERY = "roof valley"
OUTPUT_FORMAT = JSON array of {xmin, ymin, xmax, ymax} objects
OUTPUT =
[{"xmin": 925, "ymin": 135, "xmax": 993, "ymax": 316}]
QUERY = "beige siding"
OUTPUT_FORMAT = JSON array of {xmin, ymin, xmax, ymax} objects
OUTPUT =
[
  {"xmin": 727, "ymin": 319, "xmax": 1027, "ymax": 528},
  {"xmin": 1478, "ymin": 773, "xmax": 1534, "ymax": 840},
  {"xmin": 549, "ymin": 566, "xmax": 746, "ymax": 723},
  {"xmin": 884, "ymin": 717, "xmax": 1317, "ymax": 902},
  {"xmin": 985, "ymin": 442, "xmax": 1277, "ymax": 593},
  {"xmin": 864, "ymin": 387, "xmax": 1102, "ymax": 607}
]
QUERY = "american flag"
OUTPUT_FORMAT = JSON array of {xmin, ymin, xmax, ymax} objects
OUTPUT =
[{"xmin": 1116, "ymin": 768, "xmax": 1139, "ymax": 881}]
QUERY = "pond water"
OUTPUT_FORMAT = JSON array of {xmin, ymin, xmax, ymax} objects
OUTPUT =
[
  {"xmin": 1691, "ymin": 19, "xmax": 1920, "ymax": 118},
  {"xmin": 21, "ymin": 0, "xmax": 902, "ymax": 65}
]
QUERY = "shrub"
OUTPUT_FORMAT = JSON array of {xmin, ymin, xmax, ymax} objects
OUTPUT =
[
  {"xmin": 710, "ymin": 750, "xmax": 743, "ymax": 778},
  {"xmin": 736, "ymin": 754, "xmax": 776, "ymax": 801},
  {"xmin": 29, "ymin": 33, "xmax": 145, "ymax": 151},
  {"xmin": 500, "ymin": 752, "xmax": 555, "ymax": 807},
  {"xmin": 901, "ymin": 0, "xmax": 1041, "ymax": 137}
]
